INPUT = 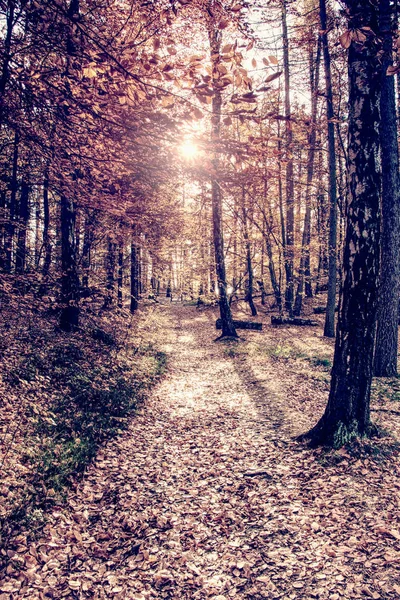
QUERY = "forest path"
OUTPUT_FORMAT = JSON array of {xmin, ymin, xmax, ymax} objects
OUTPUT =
[{"xmin": 8, "ymin": 303, "xmax": 400, "ymax": 599}]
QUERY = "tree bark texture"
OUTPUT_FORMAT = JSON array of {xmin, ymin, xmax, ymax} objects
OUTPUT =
[
  {"xmin": 374, "ymin": 0, "xmax": 400, "ymax": 377},
  {"xmin": 208, "ymin": 20, "xmax": 238, "ymax": 338},
  {"xmin": 320, "ymin": 0, "xmax": 338, "ymax": 338},
  {"xmin": 303, "ymin": 0, "xmax": 381, "ymax": 447}
]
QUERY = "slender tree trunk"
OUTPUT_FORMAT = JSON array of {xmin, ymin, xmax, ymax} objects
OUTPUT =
[
  {"xmin": 60, "ymin": 195, "xmax": 80, "ymax": 331},
  {"xmin": 104, "ymin": 237, "xmax": 117, "ymax": 307},
  {"xmin": 260, "ymin": 231, "xmax": 266, "ymax": 305},
  {"xmin": 0, "ymin": 0, "xmax": 15, "ymax": 126},
  {"xmin": 277, "ymin": 120, "xmax": 286, "ymax": 250},
  {"xmin": 42, "ymin": 169, "xmax": 52, "ymax": 278},
  {"xmin": 295, "ymin": 148, "xmax": 303, "ymax": 248},
  {"xmin": 117, "ymin": 237, "xmax": 123, "ymax": 308},
  {"xmin": 265, "ymin": 219, "xmax": 283, "ymax": 314},
  {"xmin": 301, "ymin": 0, "xmax": 381, "ymax": 447},
  {"xmin": 130, "ymin": 227, "xmax": 139, "ymax": 313},
  {"xmin": 15, "ymin": 179, "xmax": 30, "ymax": 274},
  {"xmin": 294, "ymin": 38, "xmax": 321, "ymax": 316},
  {"xmin": 315, "ymin": 142, "xmax": 328, "ymax": 294},
  {"xmin": 241, "ymin": 190, "xmax": 257, "ymax": 317},
  {"xmin": 208, "ymin": 19, "xmax": 237, "ymax": 338},
  {"xmin": 320, "ymin": 0, "xmax": 338, "ymax": 337},
  {"xmin": 34, "ymin": 190, "xmax": 41, "ymax": 269},
  {"xmin": 138, "ymin": 243, "xmax": 143, "ymax": 295},
  {"xmin": 282, "ymin": 0, "xmax": 295, "ymax": 316},
  {"xmin": 0, "ymin": 189, "xmax": 6, "ymax": 269},
  {"xmin": 233, "ymin": 193, "xmax": 238, "ymax": 293},
  {"xmin": 81, "ymin": 210, "xmax": 95, "ymax": 289},
  {"xmin": 261, "ymin": 165, "xmax": 283, "ymax": 313},
  {"xmin": 4, "ymin": 130, "xmax": 19, "ymax": 272},
  {"xmin": 374, "ymin": 0, "xmax": 400, "ymax": 377}
]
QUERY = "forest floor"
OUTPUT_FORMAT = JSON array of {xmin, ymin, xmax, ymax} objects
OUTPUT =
[{"xmin": 2, "ymin": 300, "xmax": 400, "ymax": 599}]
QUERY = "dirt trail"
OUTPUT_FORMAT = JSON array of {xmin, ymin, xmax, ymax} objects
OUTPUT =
[{"xmin": 5, "ymin": 304, "xmax": 400, "ymax": 599}]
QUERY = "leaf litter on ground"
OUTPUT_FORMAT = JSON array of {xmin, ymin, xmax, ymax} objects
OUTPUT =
[{"xmin": 1, "ymin": 301, "xmax": 400, "ymax": 599}]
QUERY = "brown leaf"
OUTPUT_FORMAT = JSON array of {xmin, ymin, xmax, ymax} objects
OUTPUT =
[
  {"xmin": 265, "ymin": 71, "xmax": 282, "ymax": 83},
  {"xmin": 339, "ymin": 31, "xmax": 352, "ymax": 49}
]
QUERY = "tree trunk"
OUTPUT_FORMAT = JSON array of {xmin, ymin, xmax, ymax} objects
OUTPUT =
[
  {"xmin": 208, "ymin": 19, "xmax": 237, "ymax": 338},
  {"xmin": 130, "ymin": 228, "xmax": 140, "ymax": 313},
  {"xmin": 60, "ymin": 195, "xmax": 80, "ymax": 331},
  {"xmin": 301, "ymin": 0, "xmax": 381, "ymax": 447},
  {"xmin": 282, "ymin": 0, "xmax": 295, "ymax": 316},
  {"xmin": 241, "ymin": 191, "xmax": 257, "ymax": 317},
  {"xmin": 15, "ymin": 178, "xmax": 30, "ymax": 274},
  {"xmin": 374, "ymin": 0, "xmax": 400, "ymax": 377},
  {"xmin": 261, "ymin": 125, "xmax": 283, "ymax": 313},
  {"xmin": 81, "ymin": 210, "xmax": 95, "ymax": 290},
  {"xmin": 117, "ymin": 237, "xmax": 123, "ymax": 308},
  {"xmin": 320, "ymin": 0, "xmax": 338, "ymax": 337},
  {"xmin": 295, "ymin": 147, "xmax": 303, "ymax": 248},
  {"xmin": 0, "ymin": 189, "xmax": 5, "ymax": 270},
  {"xmin": 34, "ymin": 189, "xmax": 41, "ymax": 269},
  {"xmin": 104, "ymin": 237, "xmax": 116, "ymax": 307},
  {"xmin": 265, "ymin": 223, "xmax": 283, "ymax": 314},
  {"xmin": 277, "ymin": 119, "xmax": 286, "ymax": 250},
  {"xmin": 294, "ymin": 37, "xmax": 321, "ymax": 316},
  {"xmin": 0, "ymin": 0, "xmax": 15, "ymax": 126},
  {"xmin": 315, "ymin": 144, "xmax": 328, "ymax": 295},
  {"xmin": 42, "ymin": 169, "xmax": 52, "ymax": 278},
  {"xmin": 4, "ymin": 130, "xmax": 19, "ymax": 272}
]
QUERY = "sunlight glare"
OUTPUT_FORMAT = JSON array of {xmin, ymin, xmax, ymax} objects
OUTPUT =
[{"xmin": 180, "ymin": 140, "xmax": 199, "ymax": 160}]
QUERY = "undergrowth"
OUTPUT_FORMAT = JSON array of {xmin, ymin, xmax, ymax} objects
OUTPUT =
[{"xmin": 0, "ymin": 312, "xmax": 167, "ymax": 565}]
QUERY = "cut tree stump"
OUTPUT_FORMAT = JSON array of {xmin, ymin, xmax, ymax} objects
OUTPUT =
[
  {"xmin": 216, "ymin": 319, "xmax": 262, "ymax": 331},
  {"xmin": 271, "ymin": 316, "xmax": 318, "ymax": 326}
]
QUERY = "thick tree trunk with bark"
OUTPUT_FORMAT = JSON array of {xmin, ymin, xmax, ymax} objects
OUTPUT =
[
  {"xmin": 301, "ymin": 0, "xmax": 381, "ymax": 447},
  {"xmin": 320, "ymin": 0, "xmax": 338, "ymax": 337},
  {"xmin": 208, "ymin": 20, "xmax": 237, "ymax": 338},
  {"xmin": 60, "ymin": 195, "xmax": 80, "ymax": 331},
  {"xmin": 374, "ymin": 0, "xmax": 400, "ymax": 377}
]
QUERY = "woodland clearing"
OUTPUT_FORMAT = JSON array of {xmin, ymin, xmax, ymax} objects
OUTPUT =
[{"xmin": 1, "ymin": 301, "xmax": 400, "ymax": 600}]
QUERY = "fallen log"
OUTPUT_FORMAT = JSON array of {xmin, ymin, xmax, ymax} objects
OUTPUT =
[
  {"xmin": 216, "ymin": 319, "xmax": 262, "ymax": 331},
  {"xmin": 271, "ymin": 316, "xmax": 318, "ymax": 327},
  {"xmin": 313, "ymin": 305, "xmax": 338, "ymax": 314}
]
